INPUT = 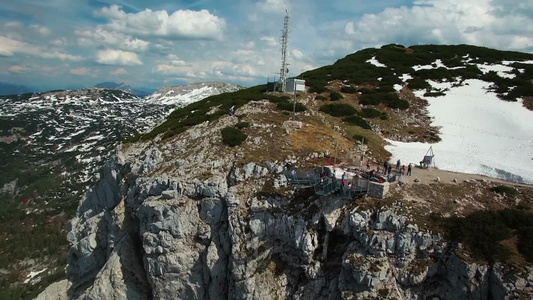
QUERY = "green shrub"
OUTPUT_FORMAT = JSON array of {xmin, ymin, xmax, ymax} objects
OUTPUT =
[
  {"xmin": 309, "ymin": 85, "xmax": 327, "ymax": 94},
  {"xmin": 353, "ymin": 134, "xmax": 368, "ymax": 144},
  {"xmin": 315, "ymin": 95, "xmax": 328, "ymax": 101},
  {"xmin": 359, "ymin": 93, "xmax": 409, "ymax": 109},
  {"xmin": 375, "ymin": 85, "xmax": 396, "ymax": 93},
  {"xmin": 359, "ymin": 108, "xmax": 382, "ymax": 118},
  {"xmin": 329, "ymin": 91, "xmax": 344, "ymax": 101},
  {"xmin": 380, "ymin": 112, "xmax": 389, "ymax": 120},
  {"xmin": 435, "ymin": 208, "xmax": 533, "ymax": 262},
  {"xmin": 490, "ymin": 185, "xmax": 517, "ymax": 196},
  {"xmin": 440, "ymin": 211, "xmax": 512, "ymax": 261},
  {"xmin": 343, "ymin": 115, "xmax": 372, "ymax": 129},
  {"xmin": 517, "ymin": 226, "xmax": 533, "ymax": 262},
  {"xmin": 235, "ymin": 122, "xmax": 250, "ymax": 129},
  {"xmin": 407, "ymin": 77, "xmax": 430, "ymax": 90},
  {"xmin": 221, "ymin": 127, "xmax": 247, "ymax": 147},
  {"xmin": 340, "ymin": 86, "xmax": 357, "ymax": 93},
  {"xmin": 358, "ymin": 94, "xmax": 381, "ymax": 106},
  {"xmin": 359, "ymin": 88, "xmax": 374, "ymax": 94},
  {"xmin": 424, "ymin": 91, "xmax": 446, "ymax": 97},
  {"xmin": 319, "ymin": 103, "xmax": 357, "ymax": 117},
  {"xmin": 277, "ymin": 101, "xmax": 307, "ymax": 112}
]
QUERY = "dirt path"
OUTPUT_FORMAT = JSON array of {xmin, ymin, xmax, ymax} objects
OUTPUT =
[{"xmin": 399, "ymin": 167, "xmax": 532, "ymax": 188}]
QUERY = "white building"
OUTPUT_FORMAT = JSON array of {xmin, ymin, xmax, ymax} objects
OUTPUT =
[{"xmin": 285, "ymin": 79, "xmax": 305, "ymax": 92}]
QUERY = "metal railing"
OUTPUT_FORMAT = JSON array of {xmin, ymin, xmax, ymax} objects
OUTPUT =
[{"xmin": 285, "ymin": 168, "xmax": 371, "ymax": 199}]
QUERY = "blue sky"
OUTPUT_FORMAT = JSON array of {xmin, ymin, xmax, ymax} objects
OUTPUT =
[{"xmin": 0, "ymin": 0, "xmax": 531, "ymax": 91}]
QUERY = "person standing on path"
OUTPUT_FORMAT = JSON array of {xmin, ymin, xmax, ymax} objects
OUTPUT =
[
  {"xmin": 396, "ymin": 159, "xmax": 401, "ymax": 170},
  {"xmin": 407, "ymin": 164, "xmax": 412, "ymax": 176},
  {"xmin": 342, "ymin": 172, "xmax": 347, "ymax": 186}
]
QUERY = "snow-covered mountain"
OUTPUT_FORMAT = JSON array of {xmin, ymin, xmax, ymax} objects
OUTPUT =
[
  {"xmin": 145, "ymin": 81, "xmax": 243, "ymax": 106},
  {"xmin": 0, "ymin": 82, "xmax": 244, "ymax": 297},
  {"xmin": 94, "ymin": 81, "xmax": 150, "ymax": 97},
  {"xmin": 0, "ymin": 83, "xmax": 243, "ymax": 188}
]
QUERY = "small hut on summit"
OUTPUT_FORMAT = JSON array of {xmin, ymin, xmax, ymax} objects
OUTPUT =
[{"xmin": 285, "ymin": 78, "xmax": 305, "ymax": 92}]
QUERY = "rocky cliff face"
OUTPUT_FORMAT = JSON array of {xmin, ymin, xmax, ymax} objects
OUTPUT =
[{"xmin": 59, "ymin": 101, "xmax": 531, "ymax": 299}]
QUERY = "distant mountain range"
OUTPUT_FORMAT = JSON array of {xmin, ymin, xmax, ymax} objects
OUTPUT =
[
  {"xmin": 94, "ymin": 81, "xmax": 151, "ymax": 97},
  {"xmin": 0, "ymin": 82, "xmax": 35, "ymax": 95},
  {"xmin": 0, "ymin": 81, "xmax": 243, "ymax": 298}
]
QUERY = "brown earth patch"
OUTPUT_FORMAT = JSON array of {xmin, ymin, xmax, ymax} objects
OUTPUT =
[{"xmin": 522, "ymin": 97, "xmax": 533, "ymax": 111}]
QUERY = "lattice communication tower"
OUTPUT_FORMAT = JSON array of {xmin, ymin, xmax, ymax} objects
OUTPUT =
[{"xmin": 279, "ymin": 9, "xmax": 290, "ymax": 92}]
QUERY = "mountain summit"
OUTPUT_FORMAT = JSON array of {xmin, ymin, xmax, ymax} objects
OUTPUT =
[
  {"xmin": 94, "ymin": 82, "xmax": 150, "ymax": 97},
  {"xmin": 3, "ymin": 44, "xmax": 532, "ymax": 299},
  {"xmin": 53, "ymin": 45, "xmax": 533, "ymax": 300},
  {"xmin": 145, "ymin": 82, "xmax": 243, "ymax": 106}
]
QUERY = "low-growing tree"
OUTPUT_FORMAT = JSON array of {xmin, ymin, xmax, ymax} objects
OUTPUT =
[
  {"xmin": 319, "ymin": 103, "xmax": 357, "ymax": 117},
  {"xmin": 277, "ymin": 101, "xmax": 307, "ymax": 112},
  {"xmin": 235, "ymin": 122, "xmax": 250, "ymax": 129},
  {"xmin": 329, "ymin": 91, "xmax": 344, "ymax": 101},
  {"xmin": 359, "ymin": 108, "xmax": 382, "ymax": 118},
  {"xmin": 221, "ymin": 127, "xmax": 247, "ymax": 147},
  {"xmin": 340, "ymin": 86, "xmax": 357, "ymax": 94},
  {"xmin": 343, "ymin": 115, "xmax": 372, "ymax": 129}
]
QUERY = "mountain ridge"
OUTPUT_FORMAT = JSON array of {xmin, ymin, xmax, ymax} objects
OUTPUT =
[
  {"xmin": 0, "ymin": 82, "xmax": 36, "ymax": 95},
  {"xmin": 54, "ymin": 44, "xmax": 533, "ymax": 299},
  {"xmin": 94, "ymin": 81, "xmax": 150, "ymax": 97}
]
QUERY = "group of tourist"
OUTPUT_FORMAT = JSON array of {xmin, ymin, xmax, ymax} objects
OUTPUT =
[{"xmin": 361, "ymin": 156, "xmax": 413, "ymax": 183}]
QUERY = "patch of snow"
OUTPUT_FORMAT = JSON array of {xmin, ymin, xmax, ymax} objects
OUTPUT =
[
  {"xmin": 477, "ymin": 63, "xmax": 516, "ymax": 79},
  {"xmin": 434, "ymin": 59, "xmax": 446, "ymax": 68},
  {"xmin": 24, "ymin": 268, "xmax": 47, "ymax": 284},
  {"xmin": 399, "ymin": 74, "xmax": 413, "ymax": 82},
  {"xmin": 412, "ymin": 64, "xmax": 433, "ymax": 71},
  {"xmin": 85, "ymin": 134, "xmax": 104, "ymax": 141},
  {"xmin": 503, "ymin": 60, "xmax": 533, "ymax": 65},
  {"xmin": 386, "ymin": 79, "xmax": 533, "ymax": 184},
  {"xmin": 366, "ymin": 56, "xmax": 386, "ymax": 68},
  {"xmin": 69, "ymin": 129, "xmax": 86, "ymax": 137},
  {"xmin": 393, "ymin": 84, "xmax": 403, "ymax": 91}
]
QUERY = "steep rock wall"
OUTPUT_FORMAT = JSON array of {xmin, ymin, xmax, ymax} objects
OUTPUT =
[{"xmin": 62, "ymin": 145, "xmax": 531, "ymax": 299}]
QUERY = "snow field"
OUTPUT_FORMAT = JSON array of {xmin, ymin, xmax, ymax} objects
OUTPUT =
[{"xmin": 385, "ymin": 79, "xmax": 533, "ymax": 184}]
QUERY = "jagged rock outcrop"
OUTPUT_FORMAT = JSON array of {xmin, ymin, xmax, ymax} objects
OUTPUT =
[{"xmin": 59, "ymin": 101, "xmax": 532, "ymax": 300}]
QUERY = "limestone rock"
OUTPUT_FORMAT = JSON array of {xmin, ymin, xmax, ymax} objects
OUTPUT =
[
  {"xmin": 35, "ymin": 279, "xmax": 70, "ymax": 300},
  {"xmin": 58, "ymin": 101, "xmax": 532, "ymax": 300}
]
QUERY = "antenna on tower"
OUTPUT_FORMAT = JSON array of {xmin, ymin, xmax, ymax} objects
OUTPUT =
[{"xmin": 279, "ymin": 9, "xmax": 290, "ymax": 92}]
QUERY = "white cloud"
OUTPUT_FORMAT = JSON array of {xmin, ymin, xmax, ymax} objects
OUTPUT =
[
  {"xmin": 8, "ymin": 65, "xmax": 28, "ymax": 73},
  {"xmin": 76, "ymin": 28, "xmax": 149, "ymax": 52},
  {"xmin": 344, "ymin": 22, "xmax": 355, "ymax": 35},
  {"xmin": 292, "ymin": 49, "xmax": 304, "ymax": 59},
  {"xmin": 344, "ymin": 0, "xmax": 533, "ymax": 51},
  {"xmin": 257, "ymin": 0, "xmax": 289, "ymax": 14},
  {"xmin": 209, "ymin": 61, "xmax": 258, "ymax": 78},
  {"xmin": 95, "ymin": 5, "xmax": 226, "ymax": 40},
  {"xmin": 156, "ymin": 64, "xmax": 188, "ymax": 75},
  {"xmin": 0, "ymin": 35, "xmax": 82, "ymax": 60},
  {"xmin": 260, "ymin": 36, "xmax": 278, "ymax": 47},
  {"xmin": 96, "ymin": 49, "xmax": 142, "ymax": 66},
  {"xmin": 29, "ymin": 24, "xmax": 50, "ymax": 35},
  {"xmin": 0, "ymin": 36, "xmax": 23, "ymax": 56},
  {"xmin": 70, "ymin": 67, "xmax": 90, "ymax": 75},
  {"xmin": 110, "ymin": 68, "xmax": 128, "ymax": 76},
  {"xmin": 51, "ymin": 38, "xmax": 67, "ymax": 47}
]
